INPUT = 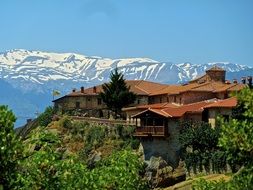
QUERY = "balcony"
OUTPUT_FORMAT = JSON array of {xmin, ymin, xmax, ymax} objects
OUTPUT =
[{"xmin": 134, "ymin": 126, "xmax": 167, "ymax": 137}]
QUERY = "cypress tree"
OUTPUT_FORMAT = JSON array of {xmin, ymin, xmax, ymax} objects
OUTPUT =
[{"xmin": 99, "ymin": 68, "xmax": 136, "ymax": 118}]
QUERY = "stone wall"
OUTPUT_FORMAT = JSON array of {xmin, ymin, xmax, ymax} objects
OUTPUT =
[
  {"xmin": 150, "ymin": 95, "xmax": 169, "ymax": 104},
  {"xmin": 140, "ymin": 119, "xmax": 181, "ymax": 168},
  {"xmin": 181, "ymin": 91, "xmax": 216, "ymax": 104},
  {"xmin": 55, "ymin": 96, "xmax": 105, "ymax": 110},
  {"xmin": 208, "ymin": 107, "xmax": 232, "ymax": 128},
  {"xmin": 206, "ymin": 70, "xmax": 226, "ymax": 82}
]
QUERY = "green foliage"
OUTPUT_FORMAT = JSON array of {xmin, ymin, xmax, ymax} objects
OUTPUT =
[
  {"xmin": 0, "ymin": 105, "xmax": 23, "ymax": 189},
  {"xmin": 192, "ymin": 178, "xmax": 229, "ymax": 190},
  {"xmin": 192, "ymin": 166, "xmax": 253, "ymax": 190},
  {"xmin": 180, "ymin": 121, "xmax": 219, "ymax": 152},
  {"xmin": 116, "ymin": 124, "xmax": 140, "ymax": 149},
  {"xmin": 1, "ymin": 108, "xmax": 146, "ymax": 189},
  {"xmin": 16, "ymin": 145, "xmax": 147, "ymax": 189},
  {"xmin": 92, "ymin": 150, "xmax": 148, "ymax": 190},
  {"xmin": 179, "ymin": 121, "xmax": 225, "ymax": 174},
  {"xmin": 37, "ymin": 106, "xmax": 55, "ymax": 127},
  {"xmin": 99, "ymin": 68, "xmax": 136, "ymax": 118},
  {"xmin": 218, "ymin": 88, "xmax": 253, "ymax": 167}
]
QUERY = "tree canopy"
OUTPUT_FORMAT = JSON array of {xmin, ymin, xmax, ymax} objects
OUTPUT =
[
  {"xmin": 99, "ymin": 68, "xmax": 136, "ymax": 118},
  {"xmin": 0, "ymin": 106, "xmax": 23, "ymax": 189}
]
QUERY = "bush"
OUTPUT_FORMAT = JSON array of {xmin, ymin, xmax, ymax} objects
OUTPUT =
[
  {"xmin": 0, "ymin": 105, "xmax": 23, "ymax": 189},
  {"xmin": 37, "ymin": 106, "xmax": 55, "ymax": 127},
  {"xmin": 179, "ymin": 121, "xmax": 225, "ymax": 174},
  {"xmin": 192, "ymin": 166, "xmax": 253, "ymax": 190}
]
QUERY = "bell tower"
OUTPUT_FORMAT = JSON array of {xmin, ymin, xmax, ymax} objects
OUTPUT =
[{"xmin": 206, "ymin": 66, "xmax": 226, "ymax": 82}]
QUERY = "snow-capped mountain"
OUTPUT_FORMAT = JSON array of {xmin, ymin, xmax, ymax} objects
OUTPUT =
[
  {"xmin": 0, "ymin": 49, "xmax": 252, "ymax": 127},
  {"xmin": 0, "ymin": 49, "xmax": 250, "ymax": 94}
]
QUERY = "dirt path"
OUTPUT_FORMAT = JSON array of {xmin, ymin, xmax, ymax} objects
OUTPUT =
[{"xmin": 162, "ymin": 174, "xmax": 231, "ymax": 190}]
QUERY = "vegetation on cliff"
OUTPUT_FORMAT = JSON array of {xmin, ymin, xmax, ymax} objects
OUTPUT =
[{"xmin": 0, "ymin": 107, "xmax": 148, "ymax": 189}]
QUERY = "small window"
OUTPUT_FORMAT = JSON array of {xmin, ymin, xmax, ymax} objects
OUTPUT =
[
  {"xmin": 87, "ymin": 98, "xmax": 91, "ymax": 101},
  {"xmin": 97, "ymin": 98, "xmax": 102, "ymax": 105},
  {"xmin": 159, "ymin": 97, "xmax": 162, "ymax": 103},
  {"xmin": 174, "ymin": 96, "xmax": 176, "ymax": 102},
  {"xmin": 76, "ymin": 102, "xmax": 80, "ymax": 108},
  {"xmin": 137, "ymin": 99, "xmax": 140, "ymax": 104}
]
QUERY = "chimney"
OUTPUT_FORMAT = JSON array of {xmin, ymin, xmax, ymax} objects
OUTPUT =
[
  {"xmin": 247, "ymin": 76, "xmax": 252, "ymax": 87},
  {"xmin": 72, "ymin": 88, "xmax": 76, "ymax": 93},
  {"xmin": 81, "ymin": 86, "xmax": 84, "ymax": 93},
  {"xmin": 93, "ymin": 86, "xmax": 97, "ymax": 93},
  {"xmin": 241, "ymin": 77, "xmax": 246, "ymax": 84},
  {"xmin": 225, "ymin": 80, "xmax": 231, "ymax": 84},
  {"xmin": 233, "ymin": 79, "xmax": 238, "ymax": 84}
]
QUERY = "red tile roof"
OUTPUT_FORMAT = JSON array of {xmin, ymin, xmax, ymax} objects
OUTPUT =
[
  {"xmin": 132, "ymin": 99, "xmax": 216, "ymax": 118},
  {"xmin": 150, "ymin": 81, "xmax": 246, "ymax": 95},
  {"xmin": 162, "ymin": 100, "xmax": 215, "ymax": 117},
  {"xmin": 203, "ymin": 97, "xmax": 237, "ymax": 108},
  {"xmin": 132, "ymin": 97, "xmax": 238, "ymax": 118},
  {"xmin": 137, "ymin": 102, "xmax": 180, "ymax": 109},
  {"xmin": 53, "ymin": 80, "xmax": 169, "ymax": 102}
]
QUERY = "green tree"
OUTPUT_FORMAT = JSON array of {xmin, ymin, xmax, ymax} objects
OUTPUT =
[
  {"xmin": 0, "ymin": 105, "xmax": 23, "ymax": 189},
  {"xmin": 179, "ymin": 121, "xmax": 224, "ymax": 174},
  {"xmin": 37, "ymin": 106, "xmax": 55, "ymax": 127},
  {"xmin": 99, "ymin": 68, "xmax": 136, "ymax": 118},
  {"xmin": 219, "ymin": 87, "xmax": 253, "ymax": 168}
]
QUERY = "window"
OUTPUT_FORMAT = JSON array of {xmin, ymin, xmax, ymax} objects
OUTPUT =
[
  {"xmin": 75, "ymin": 102, "xmax": 80, "ymax": 108},
  {"xmin": 174, "ymin": 96, "xmax": 176, "ymax": 102},
  {"xmin": 159, "ymin": 97, "xmax": 162, "ymax": 103},
  {"xmin": 87, "ymin": 98, "xmax": 91, "ymax": 101},
  {"xmin": 137, "ymin": 99, "xmax": 140, "ymax": 104},
  {"xmin": 97, "ymin": 98, "xmax": 102, "ymax": 105}
]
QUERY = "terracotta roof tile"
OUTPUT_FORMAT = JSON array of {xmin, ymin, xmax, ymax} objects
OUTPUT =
[
  {"xmin": 131, "ymin": 108, "xmax": 171, "ymax": 118},
  {"xmin": 137, "ymin": 102, "xmax": 180, "ymax": 109},
  {"xmin": 162, "ymin": 100, "xmax": 215, "ymax": 117},
  {"xmin": 204, "ymin": 97, "xmax": 237, "ymax": 108},
  {"xmin": 54, "ymin": 80, "xmax": 169, "ymax": 101},
  {"xmin": 150, "ymin": 83, "xmax": 203, "ymax": 95},
  {"xmin": 188, "ymin": 82, "xmax": 225, "ymax": 92},
  {"xmin": 214, "ymin": 83, "xmax": 246, "ymax": 92},
  {"xmin": 133, "ymin": 99, "xmax": 216, "ymax": 118}
]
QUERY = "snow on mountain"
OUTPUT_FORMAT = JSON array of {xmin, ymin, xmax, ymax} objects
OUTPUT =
[
  {"xmin": 0, "ymin": 49, "xmax": 252, "ymax": 127},
  {"xmin": 0, "ymin": 49, "xmax": 250, "ymax": 94}
]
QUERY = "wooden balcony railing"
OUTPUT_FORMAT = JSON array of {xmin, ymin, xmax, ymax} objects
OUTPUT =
[{"xmin": 134, "ymin": 126, "xmax": 166, "ymax": 137}]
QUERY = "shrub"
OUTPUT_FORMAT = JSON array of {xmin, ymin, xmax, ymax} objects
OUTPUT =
[
  {"xmin": 37, "ymin": 106, "xmax": 55, "ymax": 127},
  {"xmin": 0, "ymin": 105, "xmax": 23, "ymax": 189}
]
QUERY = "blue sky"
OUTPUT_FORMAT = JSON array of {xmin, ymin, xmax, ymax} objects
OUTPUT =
[{"xmin": 0, "ymin": 0, "xmax": 253, "ymax": 66}]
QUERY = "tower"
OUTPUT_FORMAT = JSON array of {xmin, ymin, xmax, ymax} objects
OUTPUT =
[{"xmin": 205, "ymin": 66, "xmax": 226, "ymax": 82}]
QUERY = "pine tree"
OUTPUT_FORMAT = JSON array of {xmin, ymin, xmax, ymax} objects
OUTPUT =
[{"xmin": 99, "ymin": 68, "xmax": 136, "ymax": 118}]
